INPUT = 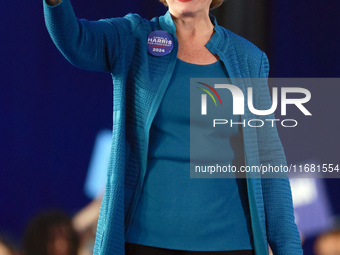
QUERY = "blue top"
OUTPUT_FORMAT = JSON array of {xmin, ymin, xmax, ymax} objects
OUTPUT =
[{"xmin": 126, "ymin": 59, "xmax": 253, "ymax": 251}]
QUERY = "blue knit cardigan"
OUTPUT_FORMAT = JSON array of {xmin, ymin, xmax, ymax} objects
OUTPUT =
[{"xmin": 44, "ymin": 1, "xmax": 303, "ymax": 254}]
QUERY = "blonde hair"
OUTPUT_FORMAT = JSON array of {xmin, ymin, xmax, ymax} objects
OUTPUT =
[{"xmin": 159, "ymin": 0, "xmax": 224, "ymax": 9}]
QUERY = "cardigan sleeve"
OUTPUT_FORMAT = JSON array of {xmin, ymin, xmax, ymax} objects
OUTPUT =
[
  {"xmin": 256, "ymin": 53, "xmax": 303, "ymax": 255},
  {"xmin": 43, "ymin": 0, "xmax": 137, "ymax": 72}
]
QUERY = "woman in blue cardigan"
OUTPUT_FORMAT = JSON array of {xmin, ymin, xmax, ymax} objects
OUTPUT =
[{"xmin": 43, "ymin": 0, "xmax": 303, "ymax": 254}]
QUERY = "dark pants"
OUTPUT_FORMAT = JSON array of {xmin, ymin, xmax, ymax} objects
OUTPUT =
[{"xmin": 125, "ymin": 242, "xmax": 255, "ymax": 255}]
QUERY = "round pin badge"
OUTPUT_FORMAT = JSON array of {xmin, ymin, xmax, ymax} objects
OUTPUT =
[{"xmin": 147, "ymin": 30, "xmax": 174, "ymax": 57}]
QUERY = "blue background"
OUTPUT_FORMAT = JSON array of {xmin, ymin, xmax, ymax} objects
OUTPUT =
[{"xmin": 1, "ymin": 0, "xmax": 340, "ymax": 254}]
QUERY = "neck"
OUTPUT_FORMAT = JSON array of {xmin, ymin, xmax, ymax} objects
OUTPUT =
[{"xmin": 169, "ymin": 10, "xmax": 214, "ymax": 38}]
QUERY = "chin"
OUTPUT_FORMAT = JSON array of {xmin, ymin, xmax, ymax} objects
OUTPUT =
[
  {"xmin": 171, "ymin": 6, "xmax": 200, "ymax": 16},
  {"xmin": 169, "ymin": 0, "xmax": 209, "ymax": 16}
]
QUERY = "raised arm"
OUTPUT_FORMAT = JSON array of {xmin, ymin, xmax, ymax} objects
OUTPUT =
[{"xmin": 43, "ymin": 0, "xmax": 133, "ymax": 72}]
